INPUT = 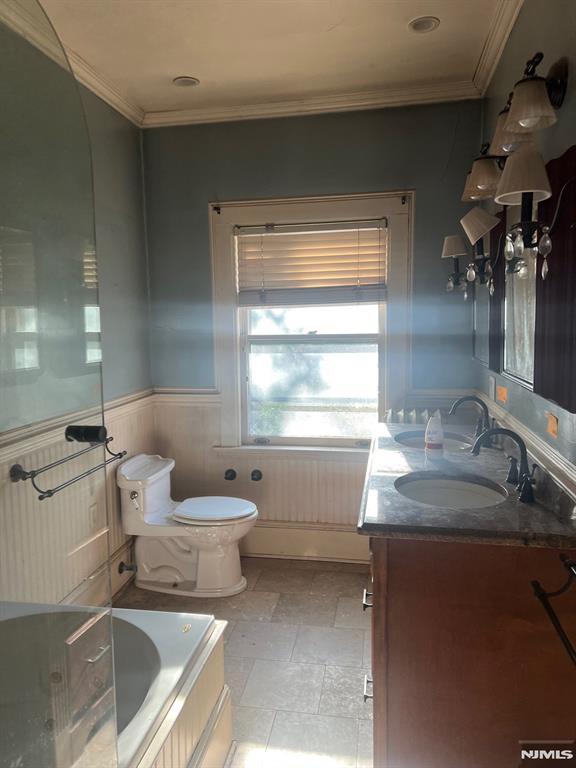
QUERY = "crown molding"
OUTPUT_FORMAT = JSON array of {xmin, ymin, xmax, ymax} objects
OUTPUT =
[
  {"xmin": 0, "ymin": 0, "xmax": 143, "ymax": 126},
  {"xmin": 66, "ymin": 48, "xmax": 144, "ymax": 125},
  {"xmin": 473, "ymin": 0, "xmax": 525, "ymax": 95},
  {"xmin": 141, "ymin": 80, "xmax": 481, "ymax": 128},
  {"xmin": 2, "ymin": 0, "xmax": 521, "ymax": 129}
]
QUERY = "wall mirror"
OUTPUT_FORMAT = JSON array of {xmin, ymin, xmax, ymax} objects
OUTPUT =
[{"xmin": 502, "ymin": 206, "xmax": 536, "ymax": 386}]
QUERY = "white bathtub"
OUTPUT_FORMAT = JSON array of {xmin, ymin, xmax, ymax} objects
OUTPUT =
[{"xmin": 0, "ymin": 602, "xmax": 223, "ymax": 768}]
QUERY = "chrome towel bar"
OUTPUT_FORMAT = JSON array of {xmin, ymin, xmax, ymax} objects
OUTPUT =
[{"xmin": 10, "ymin": 429, "xmax": 126, "ymax": 501}]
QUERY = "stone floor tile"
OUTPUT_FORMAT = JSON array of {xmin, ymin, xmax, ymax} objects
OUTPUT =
[
  {"xmin": 357, "ymin": 718, "xmax": 374, "ymax": 768},
  {"xmin": 319, "ymin": 666, "xmax": 373, "ymax": 720},
  {"xmin": 232, "ymin": 706, "xmax": 276, "ymax": 745},
  {"xmin": 240, "ymin": 659, "xmax": 324, "ymax": 713},
  {"xmin": 271, "ymin": 593, "xmax": 338, "ymax": 626},
  {"xmin": 225, "ymin": 621, "xmax": 298, "ymax": 660},
  {"xmin": 334, "ymin": 597, "xmax": 371, "ymax": 630},
  {"xmin": 292, "ymin": 625, "xmax": 365, "ymax": 667},
  {"xmin": 310, "ymin": 571, "xmax": 370, "ymax": 598},
  {"xmin": 252, "ymin": 568, "xmax": 314, "ymax": 594},
  {"xmin": 224, "ymin": 656, "xmax": 255, "ymax": 704},
  {"xmin": 267, "ymin": 711, "xmax": 359, "ymax": 768}
]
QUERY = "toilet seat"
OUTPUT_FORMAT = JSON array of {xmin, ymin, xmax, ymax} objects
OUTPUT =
[{"xmin": 172, "ymin": 496, "xmax": 257, "ymax": 525}]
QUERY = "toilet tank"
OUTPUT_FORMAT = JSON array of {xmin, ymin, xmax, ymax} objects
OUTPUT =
[{"xmin": 117, "ymin": 454, "xmax": 175, "ymax": 534}]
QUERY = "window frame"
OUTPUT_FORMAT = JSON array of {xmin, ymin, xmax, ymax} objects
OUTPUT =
[
  {"xmin": 239, "ymin": 306, "xmax": 380, "ymax": 447},
  {"xmin": 210, "ymin": 192, "xmax": 413, "ymax": 449}
]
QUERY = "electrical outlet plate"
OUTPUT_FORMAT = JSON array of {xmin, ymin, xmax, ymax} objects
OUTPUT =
[{"xmin": 546, "ymin": 412, "xmax": 559, "ymax": 438}]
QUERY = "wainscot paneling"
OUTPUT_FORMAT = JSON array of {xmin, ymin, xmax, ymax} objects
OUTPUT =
[
  {"xmin": 0, "ymin": 391, "xmax": 154, "ymax": 605},
  {"xmin": 152, "ymin": 393, "xmax": 371, "ymax": 561}
]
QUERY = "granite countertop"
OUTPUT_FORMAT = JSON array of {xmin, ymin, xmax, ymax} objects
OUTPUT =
[{"xmin": 358, "ymin": 423, "xmax": 576, "ymax": 547}]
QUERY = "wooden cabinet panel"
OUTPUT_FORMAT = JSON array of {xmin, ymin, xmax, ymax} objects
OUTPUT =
[{"xmin": 370, "ymin": 538, "xmax": 576, "ymax": 768}]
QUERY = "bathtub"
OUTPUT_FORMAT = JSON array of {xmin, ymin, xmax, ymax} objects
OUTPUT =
[{"xmin": 0, "ymin": 602, "xmax": 228, "ymax": 768}]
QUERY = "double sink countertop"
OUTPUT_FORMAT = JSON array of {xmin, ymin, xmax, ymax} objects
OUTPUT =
[{"xmin": 358, "ymin": 423, "xmax": 576, "ymax": 547}]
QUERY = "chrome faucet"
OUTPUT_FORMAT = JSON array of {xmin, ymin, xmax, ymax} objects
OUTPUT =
[
  {"xmin": 448, "ymin": 395, "xmax": 491, "ymax": 438},
  {"xmin": 471, "ymin": 428, "xmax": 534, "ymax": 503}
]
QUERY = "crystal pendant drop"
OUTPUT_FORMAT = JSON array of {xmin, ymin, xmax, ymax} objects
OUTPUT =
[
  {"xmin": 463, "ymin": 288, "xmax": 468, "ymax": 301},
  {"xmin": 484, "ymin": 262, "xmax": 493, "ymax": 278},
  {"xmin": 466, "ymin": 265, "xmax": 476, "ymax": 282},
  {"xmin": 489, "ymin": 280, "xmax": 495, "ymax": 297},
  {"xmin": 517, "ymin": 259, "xmax": 528, "ymax": 279},
  {"xmin": 504, "ymin": 236, "xmax": 515, "ymax": 261},
  {"xmin": 446, "ymin": 278, "xmax": 454, "ymax": 292},
  {"xmin": 541, "ymin": 258, "xmax": 549, "ymax": 280},
  {"xmin": 514, "ymin": 231, "xmax": 525, "ymax": 259},
  {"xmin": 539, "ymin": 227, "xmax": 552, "ymax": 257}
]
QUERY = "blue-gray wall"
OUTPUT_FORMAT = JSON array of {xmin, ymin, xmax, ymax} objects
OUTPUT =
[
  {"xmin": 81, "ymin": 89, "xmax": 151, "ymax": 403},
  {"xmin": 143, "ymin": 101, "xmax": 482, "ymax": 391},
  {"xmin": 478, "ymin": 0, "xmax": 576, "ymax": 460}
]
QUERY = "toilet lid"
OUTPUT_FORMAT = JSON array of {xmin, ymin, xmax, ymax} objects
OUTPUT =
[{"xmin": 172, "ymin": 496, "xmax": 257, "ymax": 524}]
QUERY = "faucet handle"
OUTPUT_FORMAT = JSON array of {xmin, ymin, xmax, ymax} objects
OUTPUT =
[
  {"xmin": 518, "ymin": 474, "xmax": 535, "ymax": 503},
  {"xmin": 529, "ymin": 462, "xmax": 540, "ymax": 481},
  {"xmin": 505, "ymin": 455, "xmax": 519, "ymax": 485}
]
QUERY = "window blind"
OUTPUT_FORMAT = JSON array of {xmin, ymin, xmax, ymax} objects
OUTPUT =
[{"xmin": 235, "ymin": 219, "xmax": 388, "ymax": 306}]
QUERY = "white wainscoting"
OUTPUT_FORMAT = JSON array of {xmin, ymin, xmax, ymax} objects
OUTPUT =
[
  {"xmin": 0, "ymin": 388, "xmax": 372, "ymax": 605},
  {"xmin": 0, "ymin": 391, "xmax": 154, "ymax": 605},
  {"xmin": 152, "ymin": 393, "xmax": 371, "ymax": 562}
]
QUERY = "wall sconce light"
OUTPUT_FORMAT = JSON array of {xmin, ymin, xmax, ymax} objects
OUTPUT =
[
  {"xmin": 441, "ymin": 235, "xmax": 468, "ymax": 297},
  {"xmin": 468, "ymin": 143, "xmax": 503, "ymax": 199},
  {"xmin": 460, "ymin": 207, "xmax": 500, "ymax": 295},
  {"xmin": 462, "ymin": 171, "xmax": 480, "ymax": 202},
  {"xmin": 489, "ymin": 93, "xmax": 535, "ymax": 155},
  {"xmin": 494, "ymin": 144, "xmax": 552, "ymax": 278},
  {"xmin": 505, "ymin": 52, "xmax": 568, "ymax": 133}
]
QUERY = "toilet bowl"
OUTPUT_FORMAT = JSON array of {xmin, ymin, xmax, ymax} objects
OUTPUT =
[{"xmin": 117, "ymin": 454, "xmax": 258, "ymax": 597}]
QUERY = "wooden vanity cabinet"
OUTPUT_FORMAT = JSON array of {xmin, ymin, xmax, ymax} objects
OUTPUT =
[{"xmin": 369, "ymin": 538, "xmax": 576, "ymax": 768}]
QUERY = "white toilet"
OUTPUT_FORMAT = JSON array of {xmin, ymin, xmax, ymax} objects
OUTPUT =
[{"xmin": 117, "ymin": 454, "xmax": 258, "ymax": 597}]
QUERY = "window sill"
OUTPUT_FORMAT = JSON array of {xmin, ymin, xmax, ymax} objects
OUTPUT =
[{"xmin": 212, "ymin": 444, "xmax": 370, "ymax": 462}]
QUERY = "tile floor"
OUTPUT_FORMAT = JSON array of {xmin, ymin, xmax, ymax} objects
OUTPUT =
[{"xmin": 114, "ymin": 557, "xmax": 373, "ymax": 768}]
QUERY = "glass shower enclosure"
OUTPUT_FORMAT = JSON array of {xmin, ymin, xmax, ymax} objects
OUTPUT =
[{"xmin": 0, "ymin": 1, "xmax": 117, "ymax": 765}]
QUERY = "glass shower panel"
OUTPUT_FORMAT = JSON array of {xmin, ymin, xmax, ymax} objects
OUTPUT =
[{"xmin": 0, "ymin": 2, "xmax": 116, "ymax": 767}]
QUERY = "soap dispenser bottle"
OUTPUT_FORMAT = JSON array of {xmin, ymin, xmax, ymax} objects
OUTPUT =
[{"xmin": 424, "ymin": 410, "xmax": 444, "ymax": 453}]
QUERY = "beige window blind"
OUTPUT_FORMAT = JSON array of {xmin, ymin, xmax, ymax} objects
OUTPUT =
[{"xmin": 235, "ymin": 219, "xmax": 388, "ymax": 306}]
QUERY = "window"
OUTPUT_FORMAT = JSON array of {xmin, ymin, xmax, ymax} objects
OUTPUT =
[
  {"xmin": 242, "ymin": 305, "xmax": 379, "ymax": 441},
  {"xmin": 84, "ymin": 305, "xmax": 102, "ymax": 364},
  {"xmin": 0, "ymin": 230, "xmax": 39, "ymax": 373},
  {"xmin": 211, "ymin": 193, "xmax": 411, "ymax": 449},
  {"xmin": 235, "ymin": 220, "xmax": 386, "ymax": 444}
]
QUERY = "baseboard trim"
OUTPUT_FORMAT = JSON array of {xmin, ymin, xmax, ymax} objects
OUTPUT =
[{"xmin": 240, "ymin": 524, "xmax": 370, "ymax": 562}]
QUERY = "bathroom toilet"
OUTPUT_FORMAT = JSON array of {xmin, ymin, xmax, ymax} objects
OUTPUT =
[{"xmin": 117, "ymin": 454, "xmax": 258, "ymax": 597}]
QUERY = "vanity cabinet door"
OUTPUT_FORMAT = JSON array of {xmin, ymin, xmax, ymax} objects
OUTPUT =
[{"xmin": 370, "ymin": 538, "xmax": 576, "ymax": 768}]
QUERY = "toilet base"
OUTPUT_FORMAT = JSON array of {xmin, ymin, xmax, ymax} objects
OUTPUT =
[
  {"xmin": 134, "ymin": 535, "xmax": 249, "ymax": 598},
  {"xmin": 134, "ymin": 576, "xmax": 247, "ymax": 598}
]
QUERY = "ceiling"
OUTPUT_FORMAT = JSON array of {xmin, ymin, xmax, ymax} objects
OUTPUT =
[{"xmin": 25, "ymin": 0, "xmax": 523, "ymax": 126}]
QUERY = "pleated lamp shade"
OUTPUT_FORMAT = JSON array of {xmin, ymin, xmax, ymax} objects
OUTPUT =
[
  {"xmin": 462, "ymin": 171, "xmax": 485, "ymax": 202},
  {"xmin": 505, "ymin": 77, "xmax": 557, "ymax": 133},
  {"xmin": 441, "ymin": 235, "xmax": 468, "ymax": 259},
  {"xmin": 469, "ymin": 156, "xmax": 501, "ymax": 197},
  {"xmin": 489, "ymin": 110, "xmax": 535, "ymax": 155},
  {"xmin": 494, "ymin": 144, "xmax": 551, "ymax": 206},
  {"xmin": 460, "ymin": 207, "xmax": 500, "ymax": 245}
]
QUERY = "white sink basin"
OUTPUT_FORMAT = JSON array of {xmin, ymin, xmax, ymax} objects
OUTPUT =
[
  {"xmin": 394, "ymin": 471, "xmax": 507, "ymax": 510},
  {"xmin": 394, "ymin": 431, "xmax": 472, "ymax": 452}
]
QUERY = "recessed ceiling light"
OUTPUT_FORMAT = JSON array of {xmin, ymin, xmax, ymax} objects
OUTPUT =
[
  {"xmin": 408, "ymin": 16, "xmax": 440, "ymax": 33},
  {"xmin": 172, "ymin": 76, "xmax": 200, "ymax": 87}
]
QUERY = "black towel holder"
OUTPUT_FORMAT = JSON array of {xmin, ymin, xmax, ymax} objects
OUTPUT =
[
  {"xmin": 532, "ymin": 554, "xmax": 576, "ymax": 666},
  {"xmin": 10, "ymin": 431, "xmax": 126, "ymax": 501}
]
